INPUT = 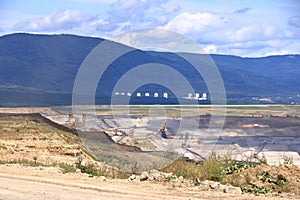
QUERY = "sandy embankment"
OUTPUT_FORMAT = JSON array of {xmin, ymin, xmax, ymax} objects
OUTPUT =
[{"xmin": 0, "ymin": 164, "xmax": 294, "ymax": 200}]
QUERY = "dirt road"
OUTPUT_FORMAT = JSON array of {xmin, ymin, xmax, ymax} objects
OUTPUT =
[
  {"xmin": 0, "ymin": 165, "xmax": 296, "ymax": 200},
  {"xmin": 0, "ymin": 174, "xmax": 214, "ymax": 200}
]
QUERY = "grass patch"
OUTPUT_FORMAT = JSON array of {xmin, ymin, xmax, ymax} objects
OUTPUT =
[
  {"xmin": 162, "ymin": 152, "xmax": 273, "ymax": 194},
  {"xmin": 162, "ymin": 152, "xmax": 241, "ymax": 181},
  {"xmin": 58, "ymin": 163, "xmax": 77, "ymax": 173},
  {"xmin": 200, "ymin": 152, "xmax": 230, "ymax": 181},
  {"xmin": 75, "ymin": 160, "xmax": 98, "ymax": 176},
  {"xmin": 162, "ymin": 157, "xmax": 200, "ymax": 179},
  {"xmin": 75, "ymin": 159, "xmax": 129, "ymax": 178},
  {"xmin": 0, "ymin": 158, "xmax": 46, "ymax": 166},
  {"xmin": 0, "ymin": 158, "xmax": 129, "ymax": 179}
]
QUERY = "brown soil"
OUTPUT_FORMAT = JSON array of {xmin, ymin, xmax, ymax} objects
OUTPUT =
[
  {"xmin": 223, "ymin": 164, "xmax": 300, "ymax": 195},
  {"xmin": 0, "ymin": 164, "xmax": 298, "ymax": 200},
  {"xmin": 0, "ymin": 115, "xmax": 92, "ymax": 164}
]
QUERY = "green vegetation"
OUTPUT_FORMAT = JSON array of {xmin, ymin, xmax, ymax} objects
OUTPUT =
[
  {"xmin": 242, "ymin": 183, "xmax": 271, "ymax": 194},
  {"xmin": 0, "ymin": 158, "xmax": 46, "ymax": 166},
  {"xmin": 1, "ymin": 33, "xmax": 300, "ymax": 106},
  {"xmin": 239, "ymin": 170, "xmax": 289, "ymax": 194},
  {"xmin": 222, "ymin": 162, "xmax": 257, "ymax": 174},
  {"xmin": 162, "ymin": 152, "xmax": 255, "ymax": 182},
  {"xmin": 58, "ymin": 163, "xmax": 77, "ymax": 174},
  {"xmin": 75, "ymin": 160, "xmax": 98, "ymax": 176},
  {"xmin": 258, "ymin": 171, "xmax": 288, "ymax": 186},
  {"xmin": 74, "ymin": 159, "xmax": 129, "ymax": 178},
  {"xmin": 162, "ymin": 152, "xmax": 295, "ymax": 195},
  {"xmin": 0, "ymin": 158, "xmax": 129, "ymax": 179}
]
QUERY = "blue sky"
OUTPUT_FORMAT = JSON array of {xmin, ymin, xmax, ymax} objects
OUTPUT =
[{"xmin": 0, "ymin": 0, "xmax": 299, "ymax": 57}]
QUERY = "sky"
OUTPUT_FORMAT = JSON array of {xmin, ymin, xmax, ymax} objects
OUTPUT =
[{"xmin": 0, "ymin": 0, "xmax": 299, "ymax": 57}]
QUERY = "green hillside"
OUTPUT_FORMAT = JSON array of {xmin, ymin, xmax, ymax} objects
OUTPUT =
[{"xmin": 0, "ymin": 33, "xmax": 299, "ymax": 106}]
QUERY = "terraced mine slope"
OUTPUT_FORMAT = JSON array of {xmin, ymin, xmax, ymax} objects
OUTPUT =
[{"xmin": 0, "ymin": 113, "xmax": 92, "ymax": 165}]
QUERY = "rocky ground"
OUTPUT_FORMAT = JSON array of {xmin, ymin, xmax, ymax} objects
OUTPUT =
[
  {"xmin": 0, "ymin": 164, "xmax": 299, "ymax": 200},
  {"xmin": 0, "ymin": 116, "xmax": 92, "ymax": 165}
]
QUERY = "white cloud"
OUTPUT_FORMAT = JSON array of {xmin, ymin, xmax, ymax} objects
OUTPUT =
[
  {"xmin": 264, "ymin": 50, "xmax": 295, "ymax": 57},
  {"xmin": 161, "ymin": 10, "xmax": 300, "ymax": 57},
  {"xmin": 15, "ymin": 9, "xmax": 93, "ymax": 32},
  {"xmin": 168, "ymin": 20, "xmax": 282, "ymax": 46},
  {"xmin": 6, "ymin": 1, "xmax": 300, "ymax": 57},
  {"xmin": 163, "ymin": 4, "xmax": 181, "ymax": 14},
  {"xmin": 95, "ymin": 0, "xmax": 174, "ymax": 34},
  {"xmin": 210, "ymin": 38, "xmax": 300, "ymax": 57},
  {"xmin": 12, "ymin": 0, "xmax": 180, "ymax": 37},
  {"xmin": 163, "ymin": 12, "xmax": 226, "ymax": 36},
  {"xmin": 226, "ymin": 24, "xmax": 279, "ymax": 43},
  {"xmin": 0, "ymin": 9, "xmax": 37, "ymax": 34},
  {"xmin": 111, "ymin": 28, "xmax": 205, "ymax": 53},
  {"xmin": 203, "ymin": 45, "xmax": 218, "ymax": 54}
]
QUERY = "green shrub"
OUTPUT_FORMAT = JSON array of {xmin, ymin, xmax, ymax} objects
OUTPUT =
[
  {"xmin": 59, "ymin": 163, "xmax": 77, "ymax": 173},
  {"xmin": 222, "ymin": 162, "xmax": 257, "ymax": 175},
  {"xmin": 75, "ymin": 160, "xmax": 99, "ymax": 176},
  {"xmin": 242, "ymin": 183, "xmax": 271, "ymax": 194},
  {"xmin": 162, "ymin": 152, "xmax": 233, "ymax": 181},
  {"xmin": 200, "ymin": 152, "xmax": 227, "ymax": 181},
  {"xmin": 258, "ymin": 171, "xmax": 288, "ymax": 186},
  {"xmin": 161, "ymin": 157, "xmax": 201, "ymax": 179}
]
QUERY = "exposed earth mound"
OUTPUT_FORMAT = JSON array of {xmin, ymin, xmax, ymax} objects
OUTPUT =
[{"xmin": 0, "ymin": 113, "xmax": 91, "ymax": 164}]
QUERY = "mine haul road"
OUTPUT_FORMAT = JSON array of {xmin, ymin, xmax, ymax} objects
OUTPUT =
[{"xmin": 0, "ymin": 165, "xmax": 293, "ymax": 200}]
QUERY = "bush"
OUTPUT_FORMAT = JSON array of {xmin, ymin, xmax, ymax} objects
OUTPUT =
[
  {"xmin": 200, "ymin": 152, "xmax": 228, "ymax": 181},
  {"xmin": 222, "ymin": 162, "xmax": 257, "ymax": 175},
  {"xmin": 74, "ymin": 159, "xmax": 129, "ymax": 178},
  {"xmin": 75, "ymin": 160, "xmax": 99, "ymax": 176},
  {"xmin": 258, "ymin": 171, "xmax": 288, "ymax": 186},
  {"xmin": 242, "ymin": 183, "xmax": 271, "ymax": 194},
  {"xmin": 161, "ymin": 157, "xmax": 201, "ymax": 179},
  {"xmin": 162, "ymin": 152, "xmax": 261, "ymax": 185},
  {"xmin": 59, "ymin": 163, "xmax": 77, "ymax": 173},
  {"xmin": 162, "ymin": 152, "xmax": 233, "ymax": 181}
]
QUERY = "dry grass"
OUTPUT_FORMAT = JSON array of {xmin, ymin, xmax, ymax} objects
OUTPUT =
[
  {"xmin": 162, "ymin": 153, "xmax": 300, "ymax": 195},
  {"xmin": 162, "ymin": 152, "xmax": 232, "ymax": 181},
  {"xmin": 74, "ymin": 160, "xmax": 130, "ymax": 178}
]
